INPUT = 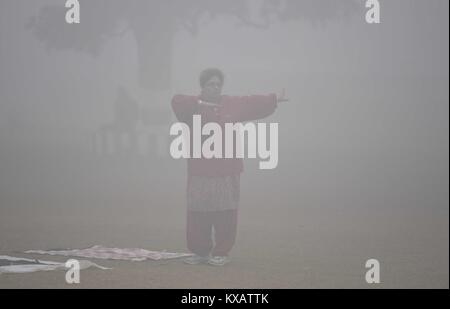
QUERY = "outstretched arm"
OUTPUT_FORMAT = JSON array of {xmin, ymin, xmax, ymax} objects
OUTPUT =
[{"xmin": 231, "ymin": 89, "xmax": 288, "ymax": 122}]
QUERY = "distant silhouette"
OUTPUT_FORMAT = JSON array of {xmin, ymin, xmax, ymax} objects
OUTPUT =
[
  {"xmin": 94, "ymin": 87, "xmax": 171, "ymax": 158},
  {"xmin": 95, "ymin": 87, "xmax": 138, "ymax": 157}
]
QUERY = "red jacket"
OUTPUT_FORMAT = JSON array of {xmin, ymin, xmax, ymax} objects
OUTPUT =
[{"xmin": 171, "ymin": 94, "xmax": 278, "ymax": 176}]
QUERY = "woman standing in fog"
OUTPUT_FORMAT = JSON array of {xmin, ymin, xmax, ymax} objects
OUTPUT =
[{"xmin": 171, "ymin": 68, "xmax": 287, "ymax": 266}]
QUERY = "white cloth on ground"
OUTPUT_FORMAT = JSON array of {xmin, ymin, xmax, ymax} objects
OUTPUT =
[
  {"xmin": 0, "ymin": 255, "xmax": 109, "ymax": 274},
  {"xmin": 25, "ymin": 245, "xmax": 193, "ymax": 261}
]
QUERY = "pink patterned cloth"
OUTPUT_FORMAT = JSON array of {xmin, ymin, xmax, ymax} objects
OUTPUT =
[{"xmin": 25, "ymin": 245, "xmax": 193, "ymax": 261}]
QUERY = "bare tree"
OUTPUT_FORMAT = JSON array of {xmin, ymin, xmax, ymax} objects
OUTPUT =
[{"xmin": 27, "ymin": 0, "xmax": 359, "ymax": 92}]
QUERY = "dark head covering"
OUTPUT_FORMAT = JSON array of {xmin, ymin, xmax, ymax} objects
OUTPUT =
[{"xmin": 199, "ymin": 68, "xmax": 225, "ymax": 88}]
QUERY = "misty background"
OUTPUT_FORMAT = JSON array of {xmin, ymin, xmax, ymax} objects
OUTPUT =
[{"xmin": 0, "ymin": 0, "xmax": 448, "ymax": 288}]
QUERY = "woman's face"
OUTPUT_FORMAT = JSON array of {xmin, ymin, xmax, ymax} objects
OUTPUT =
[{"xmin": 201, "ymin": 75, "xmax": 223, "ymax": 102}]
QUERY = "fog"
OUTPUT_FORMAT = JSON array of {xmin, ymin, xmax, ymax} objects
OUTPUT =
[{"xmin": 0, "ymin": 0, "xmax": 448, "ymax": 288}]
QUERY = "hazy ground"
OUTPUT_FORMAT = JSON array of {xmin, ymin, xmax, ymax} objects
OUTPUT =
[{"xmin": 0, "ymin": 160, "xmax": 448, "ymax": 288}]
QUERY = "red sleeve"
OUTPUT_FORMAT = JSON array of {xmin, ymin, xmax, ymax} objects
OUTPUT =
[
  {"xmin": 229, "ymin": 94, "xmax": 278, "ymax": 122},
  {"xmin": 171, "ymin": 95, "xmax": 199, "ymax": 123}
]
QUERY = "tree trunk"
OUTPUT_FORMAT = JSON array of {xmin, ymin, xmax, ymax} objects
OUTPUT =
[{"xmin": 131, "ymin": 17, "xmax": 176, "ymax": 92}]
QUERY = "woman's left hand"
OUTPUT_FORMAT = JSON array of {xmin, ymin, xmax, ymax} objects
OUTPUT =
[{"xmin": 277, "ymin": 88, "xmax": 289, "ymax": 103}]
